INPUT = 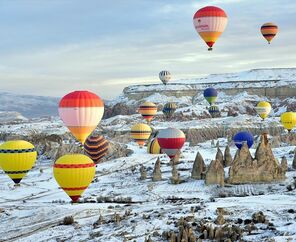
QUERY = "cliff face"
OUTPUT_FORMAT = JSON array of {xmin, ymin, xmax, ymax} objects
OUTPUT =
[{"xmin": 228, "ymin": 134, "xmax": 286, "ymax": 184}]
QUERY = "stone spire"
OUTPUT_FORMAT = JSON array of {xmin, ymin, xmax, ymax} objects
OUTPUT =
[
  {"xmin": 152, "ymin": 157, "xmax": 162, "ymax": 181},
  {"xmin": 293, "ymin": 148, "xmax": 296, "ymax": 169},
  {"xmin": 215, "ymin": 147, "xmax": 224, "ymax": 167},
  {"xmin": 191, "ymin": 152, "xmax": 206, "ymax": 179},
  {"xmin": 170, "ymin": 164, "xmax": 181, "ymax": 184},
  {"xmin": 140, "ymin": 165, "xmax": 147, "ymax": 180},
  {"xmin": 205, "ymin": 159, "xmax": 225, "ymax": 186},
  {"xmin": 224, "ymin": 145, "xmax": 232, "ymax": 167}
]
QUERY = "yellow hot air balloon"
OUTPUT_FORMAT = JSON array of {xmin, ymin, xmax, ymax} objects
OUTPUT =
[
  {"xmin": 53, "ymin": 154, "xmax": 95, "ymax": 202},
  {"xmin": 131, "ymin": 123, "xmax": 152, "ymax": 147},
  {"xmin": 0, "ymin": 140, "xmax": 37, "ymax": 184},
  {"xmin": 138, "ymin": 102, "xmax": 157, "ymax": 123},
  {"xmin": 280, "ymin": 112, "xmax": 296, "ymax": 132},
  {"xmin": 147, "ymin": 138, "xmax": 161, "ymax": 154},
  {"xmin": 255, "ymin": 101, "xmax": 272, "ymax": 120}
]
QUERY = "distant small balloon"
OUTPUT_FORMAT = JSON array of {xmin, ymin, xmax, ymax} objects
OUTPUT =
[
  {"xmin": 204, "ymin": 87, "xmax": 218, "ymax": 105},
  {"xmin": 159, "ymin": 71, "xmax": 171, "ymax": 85},
  {"xmin": 280, "ymin": 112, "xmax": 296, "ymax": 132},
  {"xmin": 138, "ymin": 102, "xmax": 157, "ymax": 123},
  {"xmin": 255, "ymin": 101, "xmax": 271, "ymax": 120},
  {"xmin": 261, "ymin": 23, "xmax": 278, "ymax": 44},
  {"xmin": 233, "ymin": 131, "xmax": 254, "ymax": 149},
  {"xmin": 208, "ymin": 105, "xmax": 219, "ymax": 117},
  {"xmin": 163, "ymin": 102, "xmax": 177, "ymax": 119}
]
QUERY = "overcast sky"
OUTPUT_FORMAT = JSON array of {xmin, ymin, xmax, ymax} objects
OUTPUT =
[{"xmin": 0, "ymin": 0, "xmax": 295, "ymax": 99}]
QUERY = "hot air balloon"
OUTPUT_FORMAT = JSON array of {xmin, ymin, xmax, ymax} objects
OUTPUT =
[
  {"xmin": 280, "ymin": 112, "xmax": 296, "ymax": 132},
  {"xmin": 0, "ymin": 140, "xmax": 37, "ymax": 184},
  {"xmin": 138, "ymin": 102, "xmax": 157, "ymax": 123},
  {"xmin": 208, "ymin": 105, "xmax": 219, "ymax": 117},
  {"xmin": 193, "ymin": 6, "xmax": 228, "ymax": 51},
  {"xmin": 163, "ymin": 102, "xmax": 177, "ymax": 119},
  {"xmin": 261, "ymin": 23, "xmax": 278, "ymax": 44},
  {"xmin": 59, "ymin": 91, "xmax": 104, "ymax": 144},
  {"xmin": 204, "ymin": 87, "xmax": 218, "ymax": 105},
  {"xmin": 159, "ymin": 71, "xmax": 171, "ymax": 85},
  {"xmin": 147, "ymin": 138, "xmax": 161, "ymax": 154},
  {"xmin": 157, "ymin": 128, "xmax": 186, "ymax": 159},
  {"xmin": 53, "ymin": 154, "xmax": 95, "ymax": 202},
  {"xmin": 131, "ymin": 123, "xmax": 152, "ymax": 147},
  {"xmin": 233, "ymin": 131, "xmax": 254, "ymax": 149},
  {"xmin": 255, "ymin": 101, "xmax": 271, "ymax": 120},
  {"xmin": 84, "ymin": 135, "xmax": 109, "ymax": 164}
]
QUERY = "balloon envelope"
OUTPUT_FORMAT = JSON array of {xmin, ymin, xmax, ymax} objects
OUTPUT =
[
  {"xmin": 204, "ymin": 88, "xmax": 218, "ymax": 105},
  {"xmin": 157, "ymin": 128, "xmax": 186, "ymax": 159},
  {"xmin": 147, "ymin": 138, "xmax": 161, "ymax": 154},
  {"xmin": 53, "ymin": 154, "xmax": 95, "ymax": 202},
  {"xmin": 163, "ymin": 102, "xmax": 177, "ymax": 118},
  {"xmin": 208, "ymin": 105, "xmax": 219, "ymax": 117},
  {"xmin": 131, "ymin": 123, "xmax": 152, "ymax": 147},
  {"xmin": 255, "ymin": 101, "xmax": 271, "ymax": 120},
  {"xmin": 233, "ymin": 131, "xmax": 254, "ymax": 149},
  {"xmin": 0, "ymin": 140, "xmax": 37, "ymax": 184},
  {"xmin": 193, "ymin": 6, "xmax": 228, "ymax": 50},
  {"xmin": 59, "ymin": 91, "xmax": 104, "ymax": 144},
  {"xmin": 138, "ymin": 102, "xmax": 157, "ymax": 123},
  {"xmin": 159, "ymin": 71, "xmax": 171, "ymax": 85},
  {"xmin": 261, "ymin": 23, "xmax": 278, "ymax": 44},
  {"xmin": 280, "ymin": 112, "xmax": 296, "ymax": 132},
  {"xmin": 84, "ymin": 135, "xmax": 109, "ymax": 164}
]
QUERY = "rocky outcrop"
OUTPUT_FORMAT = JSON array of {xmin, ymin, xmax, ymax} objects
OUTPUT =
[
  {"xmin": 224, "ymin": 145, "xmax": 233, "ymax": 167},
  {"xmin": 170, "ymin": 164, "xmax": 181, "ymax": 184},
  {"xmin": 191, "ymin": 152, "xmax": 206, "ymax": 180},
  {"xmin": 205, "ymin": 160, "xmax": 225, "ymax": 186},
  {"xmin": 103, "ymin": 103, "xmax": 137, "ymax": 119},
  {"xmin": 152, "ymin": 158, "xmax": 162, "ymax": 181},
  {"xmin": 228, "ymin": 134, "xmax": 286, "ymax": 184},
  {"xmin": 140, "ymin": 165, "xmax": 147, "ymax": 180},
  {"xmin": 293, "ymin": 149, "xmax": 296, "ymax": 169},
  {"xmin": 215, "ymin": 147, "xmax": 224, "ymax": 167}
]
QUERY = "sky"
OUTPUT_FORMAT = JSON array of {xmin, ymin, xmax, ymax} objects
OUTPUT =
[{"xmin": 0, "ymin": 0, "xmax": 295, "ymax": 99}]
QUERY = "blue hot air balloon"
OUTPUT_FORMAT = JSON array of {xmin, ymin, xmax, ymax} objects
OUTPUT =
[
  {"xmin": 233, "ymin": 131, "xmax": 254, "ymax": 149},
  {"xmin": 204, "ymin": 87, "xmax": 218, "ymax": 105}
]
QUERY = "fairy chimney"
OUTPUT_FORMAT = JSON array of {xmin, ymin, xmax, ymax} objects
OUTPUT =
[
  {"xmin": 224, "ymin": 145, "xmax": 233, "ymax": 167},
  {"xmin": 205, "ymin": 159, "xmax": 225, "ymax": 186},
  {"xmin": 152, "ymin": 158, "xmax": 162, "ymax": 181},
  {"xmin": 140, "ymin": 165, "xmax": 147, "ymax": 180},
  {"xmin": 191, "ymin": 152, "xmax": 206, "ymax": 179},
  {"xmin": 215, "ymin": 147, "xmax": 224, "ymax": 167},
  {"xmin": 293, "ymin": 148, "xmax": 296, "ymax": 169},
  {"xmin": 170, "ymin": 164, "xmax": 181, "ymax": 184}
]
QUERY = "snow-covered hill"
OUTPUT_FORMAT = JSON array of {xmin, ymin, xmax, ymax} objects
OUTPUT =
[{"xmin": 0, "ymin": 92, "xmax": 59, "ymax": 118}]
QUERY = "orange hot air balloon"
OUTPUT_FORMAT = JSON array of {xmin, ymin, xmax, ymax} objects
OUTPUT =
[
  {"xmin": 193, "ymin": 6, "xmax": 228, "ymax": 51},
  {"xmin": 53, "ymin": 154, "xmax": 95, "ymax": 202},
  {"xmin": 138, "ymin": 102, "xmax": 157, "ymax": 123},
  {"xmin": 59, "ymin": 91, "xmax": 104, "ymax": 144},
  {"xmin": 261, "ymin": 23, "xmax": 278, "ymax": 44}
]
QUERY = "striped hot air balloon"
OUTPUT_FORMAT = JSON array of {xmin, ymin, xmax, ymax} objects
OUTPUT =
[
  {"xmin": 147, "ymin": 138, "xmax": 161, "ymax": 154},
  {"xmin": 0, "ymin": 140, "xmax": 37, "ymax": 184},
  {"xmin": 208, "ymin": 105, "xmax": 219, "ymax": 117},
  {"xmin": 138, "ymin": 102, "xmax": 157, "ymax": 123},
  {"xmin": 233, "ymin": 131, "xmax": 254, "ymax": 150},
  {"xmin": 157, "ymin": 128, "xmax": 186, "ymax": 159},
  {"xmin": 280, "ymin": 112, "xmax": 296, "ymax": 132},
  {"xmin": 53, "ymin": 154, "xmax": 95, "ymax": 202},
  {"xmin": 255, "ymin": 101, "xmax": 271, "ymax": 120},
  {"xmin": 59, "ymin": 91, "xmax": 104, "ymax": 144},
  {"xmin": 193, "ymin": 6, "xmax": 228, "ymax": 51},
  {"xmin": 163, "ymin": 102, "xmax": 177, "ymax": 119},
  {"xmin": 84, "ymin": 135, "xmax": 109, "ymax": 164},
  {"xmin": 261, "ymin": 23, "xmax": 278, "ymax": 44},
  {"xmin": 204, "ymin": 87, "xmax": 218, "ymax": 105},
  {"xmin": 159, "ymin": 71, "xmax": 171, "ymax": 85},
  {"xmin": 131, "ymin": 123, "xmax": 152, "ymax": 147}
]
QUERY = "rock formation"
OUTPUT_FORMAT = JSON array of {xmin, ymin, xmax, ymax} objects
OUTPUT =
[
  {"xmin": 228, "ymin": 134, "xmax": 286, "ymax": 184},
  {"xmin": 139, "ymin": 165, "xmax": 147, "ymax": 180},
  {"xmin": 215, "ymin": 147, "xmax": 224, "ymax": 166},
  {"xmin": 205, "ymin": 160, "xmax": 225, "ymax": 186},
  {"xmin": 170, "ymin": 164, "xmax": 181, "ymax": 184},
  {"xmin": 224, "ymin": 145, "xmax": 233, "ymax": 167},
  {"xmin": 152, "ymin": 158, "xmax": 162, "ymax": 181},
  {"xmin": 293, "ymin": 148, "xmax": 296, "ymax": 169},
  {"xmin": 281, "ymin": 156, "xmax": 288, "ymax": 173},
  {"xmin": 191, "ymin": 152, "xmax": 206, "ymax": 179}
]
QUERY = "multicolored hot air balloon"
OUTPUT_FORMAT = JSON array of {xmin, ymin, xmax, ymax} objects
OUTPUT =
[
  {"xmin": 261, "ymin": 23, "xmax": 278, "ymax": 44},
  {"xmin": 131, "ymin": 123, "xmax": 152, "ymax": 147},
  {"xmin": 147, "ymin": 138, "xmax": 161, "ymax": 154},
  {"xmin": 193, "ymin": 6, "xmax": 228, "ymax": 51},
  {"xmin": 204, "ymin": 87, "xmax": 218, "ymax": 105},
  {"xmin": 233, "ymin": 131, "xmax": 254, "ymax": 149},
  {"xmin": 159, "ymin": 71, "xmax": 171, "ymax": 85},
  {"xmin": 59, "ymin": 91, "xmax": 104, "ymax": 144},
  {"xmin": 255, "ymin": 101, "xmax": 272, "ymax": 120},
  {"xmin": 84, "ymin": 135, "xmax": 109, "ymax": 164},
  {"xmin": 280, "ymin": 112, "xmax": 296, "ymax": 132},
  {"xmin": 163, "ymin": 102, "xmax": 177, "ymax": 119},
  {"xmin": 138, "ymin": 102, "xmax": 157, "ymax": 123},
  {"xmin": 53, "ymin": 154, "xmax": 95, "ymax": 202},
  {"xmin": 0, "ymin": 140, "xmax": 37, "ymax": 184},
  {"xmin": 157, "ymin": 128, "xmax": 186, "ymax": 159},
  {"xmin": 208, "ymin": 105, "xmax": 219, "ymax": 117}
]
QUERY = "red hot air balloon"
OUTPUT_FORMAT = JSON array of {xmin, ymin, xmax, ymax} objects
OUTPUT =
[
  {"xmin": 157, "ymin": 128, "xmax": 186, "ymax": 160},
  {"xmin": 59, "ymin": 91, "xmax": 104, "ymax": 144}
]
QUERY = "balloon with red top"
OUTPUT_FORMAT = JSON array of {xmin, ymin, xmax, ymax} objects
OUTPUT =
[{"xmin": 157, "ymin": 128, "xmax": 186, "ymax": 159}]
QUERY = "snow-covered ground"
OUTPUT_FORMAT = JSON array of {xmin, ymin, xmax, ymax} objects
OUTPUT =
[{"xmin": 0, "ymin": 139, "xmax": 295, "ymax": 241}]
